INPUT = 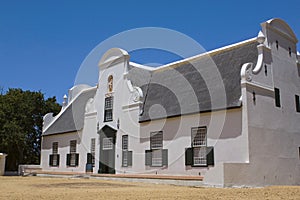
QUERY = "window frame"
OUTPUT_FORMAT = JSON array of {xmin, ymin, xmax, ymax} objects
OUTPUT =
[
  {"xmin": 150, "ymin": 131, "xmax": 163, "ymax": 167},
  {"xmin": 122, "ymin": 135, "xmax": 128, "ymax": 167},
  {"xmin": 104, "ymin": 96, "xmax": 113, "ymax": 122},
  {"xmin": 67, "ymin": 140, "xmax": 79, "ymax": 167},
  {"xmin": 191, "ymin": 127, "xmax": 207, "ymax": 166},
  {"xmin": 49, "ymin": 142, "xmax": 59, "ymax": 167},
  {"xmin": 275, "ymin": 88, "xmax": 281, "ymax": 108}
]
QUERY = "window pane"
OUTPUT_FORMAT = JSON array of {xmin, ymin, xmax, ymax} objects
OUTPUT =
[
  {"xmin": 103, "ymin": 137, "xmax": 113, "ymax": 150},
  {"xmin": 192, "ymin": 127, "xmax": 206, "ymax": 147},
  {"xmin": 70, "ymin": 153, "xmax": 76, "ymax": 166},
  {"xmin": 152, "ymin": 149, "xmax": 162, "ymax": 166},
  {"xmin": 70, "ymin": 140, "xmax": 76, "ymax": 153},
  {"xmin": 123, "ymin": 151, "xmax": 128, "ymax": 167},
  {"xmin": 193, "ymin": 147, "xmax": 207, "ymax": 166},
  {"xmin": 150, "ymin": 131, "xmax": 163, "ymax": 149},
  {"xmin": 52, "ymin": 142, "xmax": 58, "ymax": 154},
  {"xmin": 105, "ymin": 97, "xmax": 113, "ymax": 109},
  {"xmin": 104, "ymin": 110, "xmax": 113, "ymax": 121},
  {"xmin": 122, "ymin": 135, "xmax": 128, "ymax": 150}
]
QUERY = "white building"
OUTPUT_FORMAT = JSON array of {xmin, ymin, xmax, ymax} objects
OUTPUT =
[{"xmin": 41, "ymin": 18, "xmax": 300, "ymax": 187}]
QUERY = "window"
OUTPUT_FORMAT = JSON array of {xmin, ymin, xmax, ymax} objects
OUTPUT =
[
  {"xmin": 276, "ymin": 40, "xmax": 279, "ymax": 50},
  {"xmin": 52, "ymin": 142, "xmax": 58, "ymax": 154},
  {"xmin": 90, "ymin": 138, "xmax": 96, "ymax": 166},
  {"xmin": 103, "ymin": 137, "xmax": 113, "ymax": 150},
  {"xmin": 145, "ymin": 131, "xmax": 168, "ymax": 167},
  {"xmin": 275, "ymin": 88, "xmax": 281, "ymax": 108},
  {"xmin": 70, "ymin": 140, "xmax": 76, "ymax": 153},
  {"xmin": 192, "ymin": 127, "xmax": 207, "ymax": 166},
  {"xmin": 295, "ymin": 95, "xmax": 300, "ymax": 113},
  {"xmin": 122, "ymin": 135, "xmax": 132, "ymax": 167},
  {"xmin": 150, "ymin": 131, "xmax": 163, "ymax": 149},
  {"xmin": 49, "ymin": 142, "xmax": 59, "ymax": 167},
  {"xmin": 67, "ymin": 140, "xmax": 79, "ymax": 167},
  {"xmin": 185, "ymin": 127, "xmax": 214, "ymax": 167},
  {"xmin": 289, "ymin": 47, "xmax": 292, "ymax": 57},
  {"xmin": 104, "ymin": 96, "xmax": 113, "ymax": 122}
]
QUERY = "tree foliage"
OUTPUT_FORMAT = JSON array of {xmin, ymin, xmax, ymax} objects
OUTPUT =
[{"xmin": 0, "ymin": 88, "xmax": 61, "ymax": 171}]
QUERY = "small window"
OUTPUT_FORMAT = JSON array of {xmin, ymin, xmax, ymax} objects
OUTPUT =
[
  {"xmin": 104, "ymin": 97, "xmax": 113, "ymax": 122},
  {"xmin": 150, "ymin": 131, "xmax": 163, "ymax": 149},
  {"xmin": 299, "ymin": 147, "xmax": 300, "ymax": 159},
  {"xmin": 103, "ymin": 137, "xmax": 113, "ymax": 150},
  {"xmin": 289, "ymin": 47, "xmax": 292, "ymax": 57},
  {"xmin": 90, "ymin": 138, "xmax": 96, "ymax": 166},
  {"xmin": 275, "ymin": 88, "xmax": 281, "ymax": 108},
  {"xmin": 52, "ymin": 142, "xmax": 58, "ymax": 154},
  {"xmin": 70, "ymin": 140, "xmax": 77, "ymax": 153},
  {"xmin": 295, "ymin": 95, "xmax": 300, "ymax": 112},
  {"xmin": 276, "ymin": 40, "xmax": 279, "ymax": 50}
]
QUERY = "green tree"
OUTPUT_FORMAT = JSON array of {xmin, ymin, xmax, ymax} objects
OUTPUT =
[{"xmin": 0, "ymin": 88, "xmax": 61, "ymax": 171}]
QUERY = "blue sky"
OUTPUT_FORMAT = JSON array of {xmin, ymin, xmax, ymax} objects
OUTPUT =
[{"xmin": 0, "ymin": 0, "xmax": 299, "ymax": 103}]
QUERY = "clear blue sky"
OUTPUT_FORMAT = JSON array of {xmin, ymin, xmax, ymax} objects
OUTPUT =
[{"xmin": 0, "ymin": 0, "xmax": 299, "ymax": 103}]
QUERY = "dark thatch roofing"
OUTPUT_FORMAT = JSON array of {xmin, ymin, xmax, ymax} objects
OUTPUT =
[
  {"xmin": 128, "ymin": 39, "xmax": 258, "ymax": 122},
  {"xmin": 43, "ymin": 87, "xmax": 97, "ymax": 135}
]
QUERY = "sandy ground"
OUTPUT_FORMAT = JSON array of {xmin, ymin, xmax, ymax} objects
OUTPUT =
[{"xmin": 0, "ymin": 176, "xmax": 299, "ymax": 200}]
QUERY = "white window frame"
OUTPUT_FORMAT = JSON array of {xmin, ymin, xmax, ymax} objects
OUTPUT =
[
  {"xmin": 150, "ymin": 131, "xmax": 163, "ymax": 166},
  {"xmin": 191, "ymin": 127, "xmax": 207, "ymax": 166}
]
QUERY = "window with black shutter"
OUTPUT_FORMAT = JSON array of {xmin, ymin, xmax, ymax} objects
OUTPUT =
[
  {"xmin": 185, "ymin": 127, "xmax": 214, "ymax": 167},
  {"xmin": 49, "ymin": 142, "xmax": 59, "ymax": 167},
  {"xmin": 145, "ymin": 131, "xmax": 168, "ymax": 167},
  {"xmin": 67, "ymin": 140, "xmax": 79, "ymax": 167}
]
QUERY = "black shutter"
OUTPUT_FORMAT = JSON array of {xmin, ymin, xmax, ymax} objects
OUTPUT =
[
  {"xmin": 128, "ymin": 151, "xmax": 133, "ymax": 166},
  {"xmin": 185, "ymin": 148, "xmax": 193, "ymax": 165},
  {"xmin": 87, "ymin": 153, "xmax": 92, "ymax": 164},
  {"xmin": 206, "ymin": 147, "xmax": 214, "ymax": 166},
  {"xmin": 75, "ymin": 153, "xmax": 79, "ymax": 166},
  {"xmin": 66, "ymin": 154, "xmax": 70, "ymax": 166},
  {"xmin": 56, "ymin": 154, "xmax": 60, "ymax": 166},
  {"xmin": 295, "ymin": 95, "xmax": 300, "ymax": 112},
  {"xmin": 145, "ymin": 150, "xmax": 152, "ymax": 166},
  {"xmin": 162, "ymin": 149, "xmax": 168, "ymax": 166},
  {"xmin": 49, "ymin": 154, "xmax": 53, "ymax": 166},
  {"xmin": 275, "ymin": 88, "xmax": 281, "ymax": 107}
]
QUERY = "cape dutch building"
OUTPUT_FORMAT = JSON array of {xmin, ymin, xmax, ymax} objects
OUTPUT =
[{"xmin": 41, "ymin": 18, "xmax": 300, "ymax": 187}]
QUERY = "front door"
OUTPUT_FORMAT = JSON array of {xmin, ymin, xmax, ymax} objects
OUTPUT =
[{"xmin": 98, "ymin": 126, "xmax": 116, "ymax": 174}]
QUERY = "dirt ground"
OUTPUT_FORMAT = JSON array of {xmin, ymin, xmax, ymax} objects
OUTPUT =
[{"xmin": 0, "ymin": 176, "xmax": 299, "ymax": 200}]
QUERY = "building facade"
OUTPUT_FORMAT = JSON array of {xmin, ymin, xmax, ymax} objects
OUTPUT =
[{"xmin": 40, "ymin": 19, "xmax": 300, "ymax": 187}]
